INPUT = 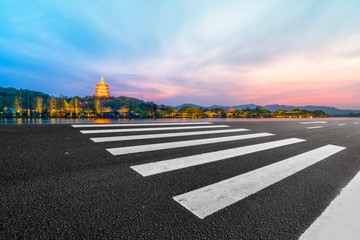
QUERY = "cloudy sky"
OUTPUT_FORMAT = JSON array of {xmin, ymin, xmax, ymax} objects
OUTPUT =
[{"xmin": 1, "ymin": 0, "xmax": 360, "ymax": 109}]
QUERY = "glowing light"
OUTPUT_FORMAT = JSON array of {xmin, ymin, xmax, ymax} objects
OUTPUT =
[
  {"xmin": 93, "ymin": 119, "xmax": 112, "ymax": 124},
  {"xmin": 95, "ymin": 76, "xmax": 110, "ymax": 98}
]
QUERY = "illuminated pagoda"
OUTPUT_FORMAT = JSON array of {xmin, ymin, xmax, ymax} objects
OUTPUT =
[{"xmin": 95, "ymin": 76, "xmax": 110, "ymax": 97}]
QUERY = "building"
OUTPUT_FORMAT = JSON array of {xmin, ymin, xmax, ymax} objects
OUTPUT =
[
  {"xmin": 227, "ymin": 107, "xmax": 235, "ymax": 117},
  {"xmin": 95, "ymin": 76, "xmax": 110, "ymax": 97},
  {"xmin": 204, "ymin": 111, "xmax": 221, "ymax": 118}
]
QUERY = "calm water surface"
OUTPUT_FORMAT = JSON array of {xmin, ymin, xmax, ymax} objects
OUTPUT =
[{"xmin": 1, "ymin": 118, "xmax": 359, "ymax": 124}]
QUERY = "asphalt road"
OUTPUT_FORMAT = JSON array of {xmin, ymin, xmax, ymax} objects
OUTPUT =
[{"xmin": 1, "ymin": 119, "xmax": 360, "ymax": 239}]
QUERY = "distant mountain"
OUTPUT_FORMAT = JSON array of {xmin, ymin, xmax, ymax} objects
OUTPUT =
[
  {"xmin": 172, "ymin": 103, "xmax": 257, "ymax": 110},
  {"xmin": 171, "ymin": 103, "xmax": 360, "ymax": 116},
  {"xmin": 262, "ymin": 104, "xmax": 360, "ymax": 116},
  {"xmin": 230, "ymin": 104, "xmax": 258, "ymax": 110},
  {"xmin": 207, "ymin": 105, "xmax": 227, "ymax": 109},
  {"xmin": 171, "ymin": 103, "xmax": 206, "ymax": 109}
]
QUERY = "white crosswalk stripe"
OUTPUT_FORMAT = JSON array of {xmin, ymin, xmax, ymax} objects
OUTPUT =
[
  {"xmin": 107, "ymin": 132, "xmax": 275, "ymax": 156},
  {"xmin": 299, "ymin": 171, "xmax": 360, "ymax": 240},
  {"xmin": 307, "ymin": 126, "xmax": 323, "ymax": 129},
  {"xmin": 131, "ymin": 138, "xmax": 305, "ymax": 176},
  {"xmin": 72, "ymin": 122, "xmax": 213, "ymax": 128},
  {"xmin": 90, "ymin": 128, "xmax": 250, "ymax": 142},
  {"xmin": 80, "ymin": 124, "xmax": 230, "ymax": 134},
  {"xmin": 300, "ymin": 121, "xmax": 327, "ymax": 124},
  {"xmin": 173, "ymin": 145, "xmax": 346, "ymax": 219}
]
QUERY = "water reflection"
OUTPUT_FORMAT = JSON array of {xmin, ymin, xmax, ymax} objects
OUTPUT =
[
  {"xmin": 1, "ymin": 117, "xmax": 360, "ymax": 125},
  {"xmin": 92, "ymin": 119, "xmax": 112, "ymax": 124}
]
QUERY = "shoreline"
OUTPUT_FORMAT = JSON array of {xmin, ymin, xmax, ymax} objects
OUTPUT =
[{"xmin": 1, "ymin": 117, "xmax": 359, "ymax": 125}]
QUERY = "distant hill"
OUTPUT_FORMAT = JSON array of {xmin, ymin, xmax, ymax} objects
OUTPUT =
[
  {"xmin": 171, "ymin": 103, "xmax": 206, "ymax": 109},
  {"xmin": 172, "ymin": 103, "xmax": 258, "ymax": 110},
  {"xmin": 0, "ymin": 86, "xmax": 50, "ymax": 99},
  {"xmin": 263, "ymin": 104, "xmax": 360, "ymax": 116},
  {"xmin": 171, "ymin": 103, "xmax": 360, "ymax": 116}
]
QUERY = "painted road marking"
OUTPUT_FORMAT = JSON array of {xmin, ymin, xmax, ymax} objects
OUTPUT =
[
  {"xmin": 354, "ymin": 122, "xmax": 359, "ymax": 124},
  {"xmin": 73, "ymin": 122, "xmax": 213, "ymax": 128},
  {"xmin": 173, "ymin": 145, "xmax": 345, "ymax": 219},
  {"xmin": 91, "ymin": 128, "xmax": 250, "ymax": 142},
  {"xmin": 107, "ymin": 133, "xmax": 275, "ymax": 156},
  {"xmin": 300, "ymin": 121, "xmax": 327, "ymax": 124},
  {"xmin": 307, "ymin": 126, "xmax": 323, "ymax": 129},
  {"xmin": 338, "ymin": 124, "xmax": 346, "ymax": 126},
  {"xmin": 299, "ymin": 171, "xmax": 360, "ymax": 240},
  {"xmin": 80, "ymin": 125, "xmax": 230, "ymax": 134},
  {"xmin": 131, "ymin": 138, "xmax": 306, "ymax": 177}
]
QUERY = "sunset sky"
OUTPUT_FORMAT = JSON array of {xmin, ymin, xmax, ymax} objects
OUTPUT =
[{"xmin": 1, "ymin": 0, "xmax": 360, "ymax": 109}]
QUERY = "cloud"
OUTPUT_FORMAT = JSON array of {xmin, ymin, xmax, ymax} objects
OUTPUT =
[{"xmin": 1, "ymin": 0, "xmax": 360, "ymax": 108}]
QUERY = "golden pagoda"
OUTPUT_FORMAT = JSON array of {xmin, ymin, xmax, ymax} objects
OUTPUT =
[{"xmin": 95, "ymin": 76, "xmax": 110, "ymax": 97}]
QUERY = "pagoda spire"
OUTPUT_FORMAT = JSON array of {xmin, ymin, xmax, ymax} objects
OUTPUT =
[{"xmin": 95, "ymin": 76, "xmax": 110, "ymax": 98}]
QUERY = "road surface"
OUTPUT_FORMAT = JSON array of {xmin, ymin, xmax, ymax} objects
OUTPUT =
[{"xmin": 1, "ymin": 119, "xmax": 360, "ymax": 239}]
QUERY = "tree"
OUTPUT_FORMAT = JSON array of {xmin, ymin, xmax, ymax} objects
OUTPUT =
[
  {"xmin": 179, "ymin": 107, "xmax": 204, "ymax": 118},
  {"xmin": 135, "ymin": 107, "xmax": 148, "ymax": 118},
  {"xmin": 313, "ymin": 110, "xmax": 328, "ymax": 118}
]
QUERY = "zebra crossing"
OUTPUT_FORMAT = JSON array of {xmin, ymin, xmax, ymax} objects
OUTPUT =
[
  {"xmin": 306, "ymin": 126, "xmax": 323, "ymax": 129},
  {"xmin": 107, "ymin": 132, "xmax": 275, "ymax": 156},
  {"xmin": 72, "ymin": 122, "xmax": 346, "ymax": 222},
  {"xmin": 175, "ymin": 145, "xmax": 345, "ymax": 219},
  {"xmin": 300, "ymin": 121, "xmax": 327, "ymax": 130},
  {"xmin": 90, "ymin": 128, "xmax": 250, "ymax": 142},
  {"xmin": 80, "ymin": 124, "xmax": 229, "ymax": 134},
  {"xmin": 301, "ymin": 120, "xmax": 358, "ymax": 129},
  {"xmin": 299, "ymin": 171, "xmax": 360, "ymax": 240},
  {"xmin": 301, "ymin": 121, "xmax": 327, "ymax": 130},
  {"xmin": 131, "ymin": 138, "xmax": 305, "ymax": 176},
  {"xmin": 300, "ymin": 121, "xmax": 327, "ymax": 124}
]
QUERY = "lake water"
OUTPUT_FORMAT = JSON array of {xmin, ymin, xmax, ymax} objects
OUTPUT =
[{"xmin": 1, "ymin": 118, "xmax": 359, "ymax": 124}]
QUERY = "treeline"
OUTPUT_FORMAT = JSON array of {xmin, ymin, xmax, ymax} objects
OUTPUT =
[
  {"xmin": 0, "ymin": 87, "xmax": 328, "ymax": 119},
  {"xmin": 0, "ymin": 87, "xmax": 157, "ymax": 118},
  {"xmin": 172, "ymin": 106, "xmax": 328, "ymax": 118},
  {"xmin": 347, "ymin": 113, "xmax": 360, "ymax": 117}
]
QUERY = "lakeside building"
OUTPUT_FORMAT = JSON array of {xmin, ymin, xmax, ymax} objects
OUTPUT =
[
  {"xmin": 204, "ymin": 111, "xmax": 221, "ymax": 118},
  {"xmin": 95, "ymin": 76, "xmax": 110, "ymax": 98}
]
